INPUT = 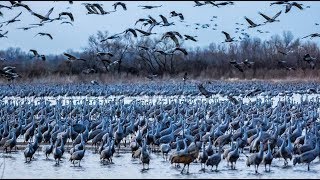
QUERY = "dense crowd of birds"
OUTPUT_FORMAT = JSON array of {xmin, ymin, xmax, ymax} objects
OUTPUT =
[
  {"xmin": 0, "ymin": 1, "xmax": 319, "ymax": 81},
  {"xmin": 0, "ymin": 80, "xmax": 318, "ymax": 98},
  {"xmin": 0, "ymin": 81, "xmax": 318, "ymax": 174}
]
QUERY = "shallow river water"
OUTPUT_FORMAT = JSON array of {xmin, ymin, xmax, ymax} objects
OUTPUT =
[{"xmin": 1, "ymin": 147, "xmax": 320, "ymax": 179}]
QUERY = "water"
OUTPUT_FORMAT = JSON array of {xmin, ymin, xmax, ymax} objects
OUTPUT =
[
  {"xmin": 1, "ymin": 148, "xmax": 320, "ymax": 179},
  {"xmin": 2, "ymin": 93, "xmax": 320, "ymax": 107}
]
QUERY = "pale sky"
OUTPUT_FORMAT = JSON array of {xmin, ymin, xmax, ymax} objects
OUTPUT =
[{"xmin": 0, "ymin": 1, "xmax": 319, "ymax": 55}]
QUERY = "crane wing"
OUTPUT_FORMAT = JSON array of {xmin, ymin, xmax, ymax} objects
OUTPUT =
[
  {"xmin": 258, "ymin": 12, "xmax": 271, "ymax": 21},
  {"xmin": 272, "ymin": 11, "xmax": 282, "ymax": 19},
  {"xmin": 222, "ymin": 31, "xmax": 231, "ymax": 39}
]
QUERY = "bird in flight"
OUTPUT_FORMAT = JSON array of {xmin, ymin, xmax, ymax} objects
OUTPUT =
[
  {"xmin": 302, "ymin": 33, "xmax": 320, "ymax": 39},
  {"xmin": 113, "ymin": 2, "xmax": 127, "ymax": 11},
  {"xmin": 244, "ymin": 16, "xmax": 262, "ymax": 28},
  {"xmin": 35, "ymin": 32, "xmax": 53, "ymax": 40},
  {"xmin": 138, "ymin": 5, "xmax": 162, "ymax": 9},
  {"xmin": 259, "ymin": 11, "xmax": 282, "ymax": 24},
  {"xmin": 30, "ymin": 7, "xmax": 54, "ymax": 23},
  {"xmin": 63, "ymin": 53, "xmax": 87, "ymax": 61},
  {"xmin": 285, "ymin": 2, "xmax": 303, "ymax": 13},
  {"xmin": 0, "ymin": 11, "xmax": 22, "ymax": 25},
  {"xmin": 222, "ymin": 31, "xmax": 236, "ymax": 42}
]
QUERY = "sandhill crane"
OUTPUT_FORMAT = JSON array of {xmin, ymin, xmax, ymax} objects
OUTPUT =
[
  {"xmin": 43, "ymin": 140, "xmax": 54, "ymax": 159},
  {"xmin": 227, "ymin": 139, "xmax": 240, "ymax": 170},
  {"xmin": 222, "ymin": 31, "xmax": 236, "ymax": 42},
  {"xmin": 303, "ymin": 53, "xmax": 316, "ymax": 69},
  {"xmin": 245, "ymin": 142, "xmax": 264, "ymax": 173},
  {"xmin": 92, "ymin": 3, "xmax": 116, "ymax": 14},
  {"xmin": 24, "ymin": 142, "xmax": 35, "ymax": 163},
  {"xmin": 0, "ymin": 11, "xmax": 22, "ymax": 25},
  {"xmin": 244, "ymin": 16, "xmax": 262, "ymax": 28},
  {"xmin": 141, "ymin": 140, "xmax": 150, "ymax": 170},
  {"xmin": 227, "ymin": 95, "xmax": 238, "ymax": 105},
  {"xmin": 215, "ymin": 1, "xmax": 233, "ymax": 7},
  {"xmin": 184, "ymin": 35, "xmax": 197, "ymax": 42},
  {"xmin": 17, "ymin": 26, "xmax": 38, "ymax": 30},
  {"xmin": 35, "ymin": 32, "xmax": 53, "ymax": 40},
  {"xmin": 3, "ymin": 130, "xmax": 17, "ymax": 153},
  {"xmin": 194, "ymin": 1, "xmax": 205, "ymax": 7},
  {"xmin": 170, "ymin": 138, "xmax": 195, "ymax": 174},
  {"xmin": 160, "ymin": 143, "xmax": 171, "ymax": 161},
  {"xmin": 83, "ymin": 3, "xmax": 99, "ymax": 14},
  {"xmin": 113, "ymin": 2, "xmax": 127, "ymax": 11},
  {"xmin": 144, "ymin": 15, "xmax": 160, "ymax": 32},
  {"xmin": 63, "ymin": 53, "xmax": 87, "ymax": 61},
  {"xmin": 138, "ymin": 5, "xmax": 162, "ymax": 9},
  {"xmin": 30, "ymin": 7, "xmax": 54, "ymax": 23},
  {"xmin": 70, "ymin": 149, "xmax": 86, "ymax": 166},
  {"xmin": 285, "ymin": 2, "xmax": 303, "ymax": 13},
  {"xmin": 198, "ymin": 142, "xmax": 209, "ymax": 171},
  {"xmin": 259, "ymin": 11, "xmax": 281, "ymax": 24},
  {"xmin": 29, "ymin": 49, "xmax": 45, "ymax": 60},
  {"xmin": 30, "ymin": 49, "xmax": 39, "ymax": 57},
  {"xmin": 230, "ymin": 60, "xmax": 244, "ymax": 72},
  {"xmin": 170, "ymin": 11, "xmax": 184, "ymax": 21},
  {"xmin": 197, "ymin": 83, "xmax": 213, "ymax": 98},
  {"xmin": 302, "ymin": 33, "xmax": 320, "ymax": 39},
  {"xmin": 159, "ymin": 15, "xmax": 175, "ymax": 26},
  {"xmin": 206, "ymin": 146, "xmax": 222, "ymax": 171},
  {"xmin": 183, "ymin": 72, "xmax": 188, "ymax": 82},
  {"xmin": 0, "ymin": 31, "xmax": 8, "ymax": 38},
  {"xmin": 270, "ymin": 1, "xmax": 289, "ymax": 6},
  {"xmin": 263, "ymin": 141, "xmax": 273, "ymax": 172},
  {"xmin": 53, "ymin": 143, "xmax": 63, "ymax": 165},
  {"xmin": 83, "ymin": 3, "xmax": 115, "ymax": 15},
  {"xmin": 29, "ymin": 22, "xmax": 45, "ymax": 27},
  {"xmin": 59, "ymin": 12, "xmax": 74, "ymax": 21},
  {"xmin": 293, "ymin": 139, "xmax": 319, "ymax": 171},
  {"xmin": 161, "ymin": 32, "xmax": 181, "ymax": 47}
]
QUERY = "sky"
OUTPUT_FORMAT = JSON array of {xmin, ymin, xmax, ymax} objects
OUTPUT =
[{"xmin": 0, "ymin": 1, "xmax": 319, "ymax": 55}]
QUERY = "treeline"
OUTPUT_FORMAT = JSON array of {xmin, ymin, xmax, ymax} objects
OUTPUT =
[{"xmin": 0, "ymin": 30, "xmax": 319, "ymax": 82}]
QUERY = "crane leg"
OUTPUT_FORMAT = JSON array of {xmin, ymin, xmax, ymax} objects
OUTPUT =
[{"xmin": 181, "ymin": 164, "xmax": 186, "ymax": 173}]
